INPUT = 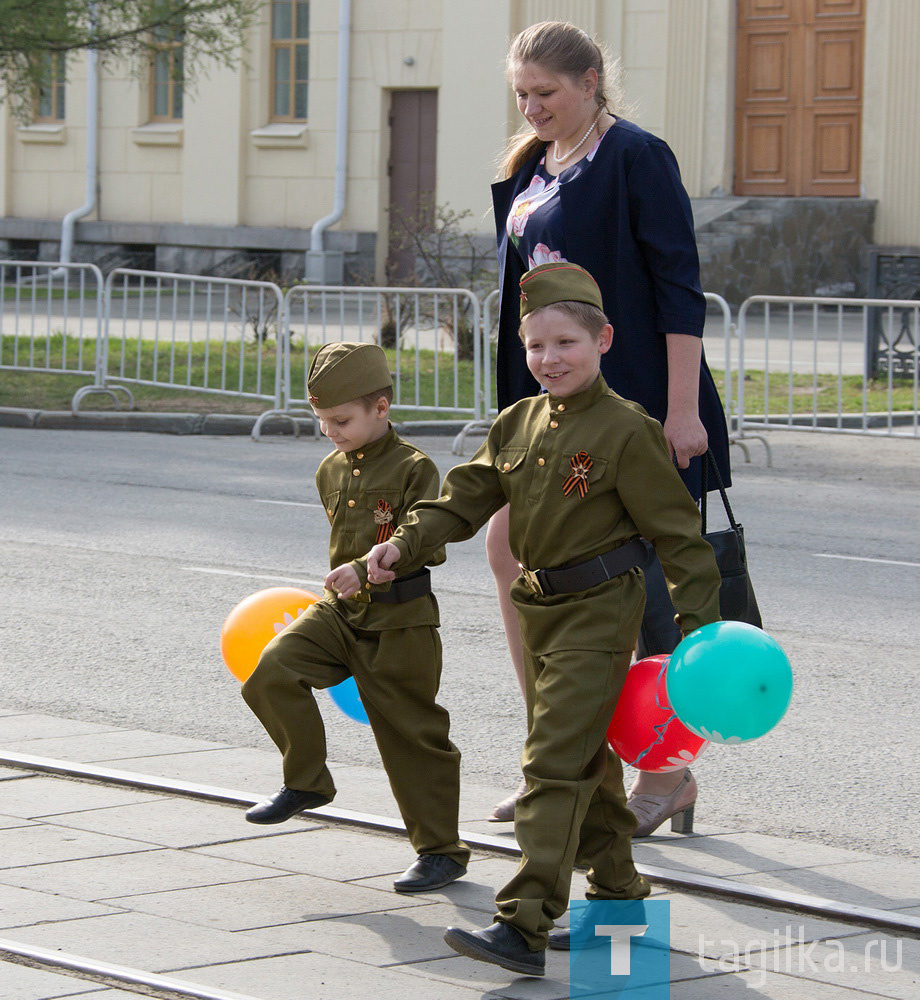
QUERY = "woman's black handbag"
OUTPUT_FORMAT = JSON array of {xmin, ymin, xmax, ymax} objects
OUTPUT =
[{"xmin": 700, "ymin": 450, "xmax": 763, "ymax": 628}]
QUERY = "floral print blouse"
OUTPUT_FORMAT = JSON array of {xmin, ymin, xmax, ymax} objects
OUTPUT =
[{"xmin": 505, "ymin": 130, "xmax": 608, "ymax": 269}]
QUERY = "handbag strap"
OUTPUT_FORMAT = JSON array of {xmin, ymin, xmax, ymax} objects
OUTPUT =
[{"xmin": 700, "ymin": 449, "xmax": 739, "ymax": 534}]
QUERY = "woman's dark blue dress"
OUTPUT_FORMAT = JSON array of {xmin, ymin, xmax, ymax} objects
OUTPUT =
[{"xmin": 491, "ymin": 118, "xmax": 731, "ymax": 502}]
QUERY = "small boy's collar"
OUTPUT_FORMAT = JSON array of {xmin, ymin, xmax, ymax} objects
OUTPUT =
[
  {"xmin": 345, "ymin": 423, "xmax": 395, "ymax": 460},
  {"xmin": 546, "ymin": 375, "xmax": 608, "ymax": 412}
]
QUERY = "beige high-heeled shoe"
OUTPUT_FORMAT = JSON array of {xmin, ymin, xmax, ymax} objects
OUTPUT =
[
  {"xmin": 626, "ymin": 770, "xmax": 697, "ymax": 837},
  {"xmin": 488, "ymin": 778, "xmax": 527, "ymax": 822}
]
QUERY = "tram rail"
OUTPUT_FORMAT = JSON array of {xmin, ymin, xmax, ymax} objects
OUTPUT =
[{"xmin": 2, "ymin": 751, "xmax": 918, "ymax": 1000}]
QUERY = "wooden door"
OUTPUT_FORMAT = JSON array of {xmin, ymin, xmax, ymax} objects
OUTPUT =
[
  {"xmin": 735, "ymin": 0, "xmax": 864, "ymax": 196},
  {"xmin": 387, "ymin": 90, "xmax": 437, "ymax": 282}
]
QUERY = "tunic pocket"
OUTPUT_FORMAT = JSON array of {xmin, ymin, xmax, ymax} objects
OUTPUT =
[
  {"xmin": 364, "ymin": 489, "xmax": 402, "ymax": 542},
  {"xmin": 322, "ymin": 490, "xmax": 341, "ymax": 522},
  {"xmin": 556, "ymin": 452, "xmax": 608, "ymax": 497},
  {"xmin": 495, "ymin": 447, "xmax": 528, "ymax": 476}
]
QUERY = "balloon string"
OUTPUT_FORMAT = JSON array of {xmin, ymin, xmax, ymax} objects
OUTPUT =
[
  {"xmin": 627, "ymin": 658, "xmax": 674, "ymax": 768},
  {"xmin": 628, "ymin": 712, "xmax": 677, "ymax": 767},
  {"xmin": 654, "ymin": 658, "xmax": 670, "ymax": 711}
]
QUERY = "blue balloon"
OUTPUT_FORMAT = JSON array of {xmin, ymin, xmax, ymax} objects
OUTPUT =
[
  {"xmin": 328, "ymin": 675, "xmax": 370, "ymax": 725},
  {"xmin": 665, "ymin": 621, "xmax": 793, "ymax": 744}
]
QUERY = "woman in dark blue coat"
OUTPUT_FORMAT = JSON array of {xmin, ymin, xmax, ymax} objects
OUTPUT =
[{"xmin": 486, "ymin": 20, "xmax": 731, "ymax": 834}]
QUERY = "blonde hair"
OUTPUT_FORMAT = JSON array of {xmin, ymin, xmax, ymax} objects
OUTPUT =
[
  {"xmin": 501, "ymin": 20, "xmax": 629, "ymax": 179},
  {"xmin": 519, "ymin": 302, "xmax": 610, "ymax": 342}
]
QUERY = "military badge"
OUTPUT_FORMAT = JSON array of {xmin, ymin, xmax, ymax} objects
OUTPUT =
[
  {"xmin": 562, "ymin": 451, "xmax": 593, "ymax": 498},
  {"xmin": 374, "ymin": 499, "xmax": 395, "ymax": 543}
]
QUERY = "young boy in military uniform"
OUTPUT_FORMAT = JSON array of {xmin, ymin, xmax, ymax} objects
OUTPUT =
[
  {"xmin": 242, "ymin": 342, "xmax": 469, "ymax": 894},
  {"xmin": 347, "ymin": 263, "xmax": 722, "ymax": 975}
]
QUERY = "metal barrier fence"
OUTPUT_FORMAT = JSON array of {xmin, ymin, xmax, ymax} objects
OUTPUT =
[
  {"xmin": 6, "ymin": 267, "xmax": 918, "ymax": 450},
  {"xmin": 74, "ymin": 269, "xmax": 286, "ymax": 414},
  {"xmin": 253, "ymin": 284, "xmax": 482, "ymax": 440},
  {"xmin": 737, "ymin": 295, "xmax": 920, "ymax": 440},
  {"xmin": 0, "ymin": 260, "xmax": 109, "ymax": 400}
]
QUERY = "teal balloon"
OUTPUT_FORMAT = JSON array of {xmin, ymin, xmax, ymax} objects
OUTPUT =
[
  {"xmin": 328, "ymin": 676, "xmax": 370, "ymax": 725},
  {"xmin": 665, "ymin": 621, "xmax": 793, "ymax": 744}
]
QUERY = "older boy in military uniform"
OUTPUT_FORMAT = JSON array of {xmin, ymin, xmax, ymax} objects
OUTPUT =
[
  {"xmin": 351, "ymin": 263, "xmax": 721, "ymax": 975},
  {"xmin": 242, "ymin": 342, "xmax": 469, "ymax": 893}
]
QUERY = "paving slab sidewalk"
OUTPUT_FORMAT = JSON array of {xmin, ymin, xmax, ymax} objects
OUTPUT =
[{"xmin": 1, "ymin": 709, "xmax": 917, "ymax": 1000}]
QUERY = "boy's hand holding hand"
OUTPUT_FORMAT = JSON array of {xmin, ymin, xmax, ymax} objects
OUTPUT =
[
  {"xmin": 324, "ymin": 564, "xmax": 361, "ymax": 599},
  {"xmin": 367, "ymin": 542, "xmax": 401, "ymax": 583}
]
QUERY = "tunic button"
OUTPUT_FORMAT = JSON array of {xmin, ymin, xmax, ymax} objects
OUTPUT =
[
  {"xmin": 347, "ymin": 499, "xmax": 356, "ymax": 507},
  {"xmin": 327, "ymin": 509, "xmax": 333, "ymax": 516},
  {"xmin": 352, "ymin": 468, "xmax": 361, "ymax": 477},
  {"xmin": 502, "ymin": 462, "xmax": 511, "ymax": 471},
  {"xmin": 365, "ymin": 582, "xmax": 371, "ymax": 590},
  {"xmin": 537, "ymin": 457, "xmax": 545, "ymax": 466},
  {"xmin": 557, "ymin": 403, "xmax": 566, "ymax": 412},
  {"xmin": 550, "ymin": 420, "xmax": 558, "ymax": 429},
  {"xmin": 356, "ymin": 452, "xmax": 364, "ymax": 459}
]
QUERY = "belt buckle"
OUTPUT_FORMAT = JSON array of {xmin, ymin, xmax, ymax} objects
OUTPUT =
[{"xmin": 519, "ymin": 564, "xmax": 544, "ymax": 596}]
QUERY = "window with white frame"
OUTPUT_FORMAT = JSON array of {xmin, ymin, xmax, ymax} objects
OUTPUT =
[
  {"xmin": 149, "ymin": 23, "xmax": 184, "ymax": 121},
  {"xmin": 34, "ymin": 52, "xmax": 66, "ymax": 122},
  {"xmin": 271, "ymin": 0, "xmax": 309, "ymax": 121}
]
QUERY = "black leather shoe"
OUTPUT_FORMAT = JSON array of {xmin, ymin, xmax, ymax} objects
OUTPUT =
[
  {"xmin": 548, "ymin": 899, "xmax": 647, "ymax": 951},
  {"xmin": 393, "ymin": 853, "xmax": 467, "ymax": 893},
  {"xmin": 444, "ymin": 921, "xmax": 545, "ymax": 977},
  {"xmin": 245, "ymin": 786, "xmax": 330, "ymax": 824}
]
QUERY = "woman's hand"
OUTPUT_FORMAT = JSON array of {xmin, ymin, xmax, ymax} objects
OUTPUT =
[
  {"xmin": 367, "ymin": 542, "xmax": 401, "ymax": 583},
  {"xmin": 665, "ymin": 333, "xmax": 709, "ymax": 468},
  {"xmin": 663, "ymin": 411, "xmax": 708, "ymax": 469},
  {"xmin": 324, "ymin": 564, "xmax": 361, "ymax": 599}
]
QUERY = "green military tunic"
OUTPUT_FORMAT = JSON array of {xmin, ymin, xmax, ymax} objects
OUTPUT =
[
  {"xmin": 381, "ymin": 376, "xmax": 721, "ymax": 947},
  {"xmin": 242, "ymin": 426, "xmax": 468, "ymax": 865}
]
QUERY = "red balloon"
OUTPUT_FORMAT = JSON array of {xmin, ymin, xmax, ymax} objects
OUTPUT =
[{"xmin": 608, "ymin": 655, "xmax": 709, "ymax": 772}]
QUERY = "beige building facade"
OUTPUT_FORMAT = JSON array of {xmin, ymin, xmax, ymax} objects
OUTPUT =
[{"xmin": 0, "ymin": 0, "xmax": 917, "ymax": 287}]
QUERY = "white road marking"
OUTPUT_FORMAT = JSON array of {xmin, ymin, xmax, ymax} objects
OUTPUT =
[
  {"xmin": 183, "ymin": 566, "xmax": 326, "ymax": 588},
  {"xmin": 254, "ymin": 499, "xmax": 324, "ymax": 509},
  {"xmin": 815, "ymin": 553, "xmax": 920, "ymax": 569}
]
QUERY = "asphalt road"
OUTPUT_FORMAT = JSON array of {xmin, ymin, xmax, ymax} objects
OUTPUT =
[{"xmin": 1, "ymin": 424, "xmax": 918, "ymax": 860}]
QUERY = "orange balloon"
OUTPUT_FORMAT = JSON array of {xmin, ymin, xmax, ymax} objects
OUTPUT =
[{"xmin": 220, "ymin": 587, "xmax": 320, "ymax": 682}]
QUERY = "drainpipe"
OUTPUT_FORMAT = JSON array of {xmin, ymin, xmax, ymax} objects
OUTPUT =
[
  {"xmin": 305, "ymin": 0, "xmax": 350, "ymax": 284},
  {"xmin": 55, "ymin": 12, "xmax": 99, "ymax": 272}
]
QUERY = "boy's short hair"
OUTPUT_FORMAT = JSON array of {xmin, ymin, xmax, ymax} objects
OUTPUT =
[
  {"xmin": 307, "ymin": 342, "xmax": 393, "ymax": 408},
  {"xmin": 355, "ymin": 385, "xmax": 394, "ymax": 408},
  {"xmin": 519, "ymin": 301, "xmax": 610, "ymax": 341}
]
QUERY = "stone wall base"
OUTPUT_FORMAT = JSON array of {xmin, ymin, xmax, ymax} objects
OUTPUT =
[
  {"xmin": 696, "ymin": 197, "xmax": 877, "ymax": 306},
  {"xmin": 0, "ymin": 219, "xmax": 377, "ymax": 285},
  {"xmin": 0, "ymin": 202, "xmax": 883, "ymax": 307}
]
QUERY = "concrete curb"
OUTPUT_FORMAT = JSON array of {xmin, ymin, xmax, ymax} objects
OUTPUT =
[
  {"xmin": 35, "ymin": 411, "xmax": 206, "ymax": 434},
  {"xmin": 741, "ymin": 412, "xmax": 920, "ymax": 430},
  {"xmin": 0, "ymin": 406, "xmax": 472, "ymax": 437},
  {"xmin": 0, "ymin": 407, "xmax": 40, "ymax": 428}
]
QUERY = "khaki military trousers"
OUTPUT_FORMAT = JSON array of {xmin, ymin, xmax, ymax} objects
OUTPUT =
[
  {"xmin": 494, "ymin": 584, "xmax": 650, "ymax": 950},
  {"xmin": 242, "ymin": 599, "xmax": 468, "ymax": 865}
]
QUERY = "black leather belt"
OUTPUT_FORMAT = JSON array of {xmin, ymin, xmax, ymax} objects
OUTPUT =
[
  {"xmin": 518, "ymin": 538, "xmax": 646, "ymax": 597},
  {"xmin": 369, "ymin": 568, "xmax": 432, "ymax": 604}
]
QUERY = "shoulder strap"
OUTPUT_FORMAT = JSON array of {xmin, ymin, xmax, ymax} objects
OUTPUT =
[{"xmin": 700, "ymin": 449, "xmax": 738, "ymax": 534}]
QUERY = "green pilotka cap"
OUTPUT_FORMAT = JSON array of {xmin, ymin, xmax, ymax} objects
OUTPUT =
[
  {"xmin": 307, "ymin": 342, "xmax": 393, "ymax": 408},
  {"xmin": 519, "ymin": 261, "xmax": 604, "ymax": 318}
]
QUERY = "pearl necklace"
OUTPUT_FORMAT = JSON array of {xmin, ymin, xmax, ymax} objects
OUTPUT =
[{"xmin": 553, "ymin": 107, "xmax": 604, "ymax": 163}]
